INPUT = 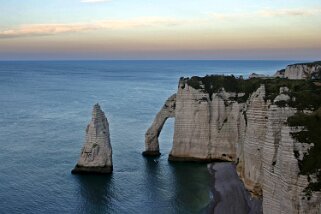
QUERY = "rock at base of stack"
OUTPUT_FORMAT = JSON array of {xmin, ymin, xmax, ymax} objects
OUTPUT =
[{"xmin": 72, "ymin": 103, "xmax": 113, "ymax": 174}]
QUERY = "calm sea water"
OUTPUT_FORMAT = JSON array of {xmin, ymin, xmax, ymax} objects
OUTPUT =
[{"xmin": 0, "ymin": 60, "xmax": 298, "ymax": 214}]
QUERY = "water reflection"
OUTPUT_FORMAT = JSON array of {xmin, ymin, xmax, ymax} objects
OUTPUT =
[
  {"xmin": 143, "ymin": 156, "xmax": 161, "ymax": 183},
  {"xmin": 142, "ymin": 156, "xmax": 212, "ymax": 213},
  {"xmin": 142, "ymin": 156, "xmax": 175, "ymax": 212},
  {"xmin": 74, "ymin": 175, "xmax": 114, "ymax": 214}
]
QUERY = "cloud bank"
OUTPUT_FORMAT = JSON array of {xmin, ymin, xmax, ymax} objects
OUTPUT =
[
  {"xmin": 0, "ymin": 17, "xmax": 183, "ymax": 38},
  {"xmin": 261, "ymin": 8, "xmax": 321, "ymax": 17},
  {"xmin": 210, "ymin": 8, "xmax": 321, "ymax": 20},
  {"xmin": 1, "ymin": 7, "xmax": 320, "ymax": 39}
]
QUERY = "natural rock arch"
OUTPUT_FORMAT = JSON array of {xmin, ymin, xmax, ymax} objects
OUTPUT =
[{"xmin": 142, "ymin": 94, "xmax": 176, "ymax": 156}]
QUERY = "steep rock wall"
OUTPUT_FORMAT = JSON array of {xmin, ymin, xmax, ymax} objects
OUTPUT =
[
  {"xmin": 169, "ymin": 78, "xmax": 246, "ymax": 162},
  {"xmin": 238, "ymin": 85, "xmax": 269, "ymax": 196},
  {"xmin": 263, "ymin": 123, "xmax": 321, "ymax": 213},
  {"xmin": 144, "ymin": 77, "xmax": 321, "ymax": 213},
  {"xmin": 261, "ymin": 102, "xmax": 321, "ymax": 213},
  {"xmin": 274, "ymin": 63, "xmax": 321, "ymax": 80}
]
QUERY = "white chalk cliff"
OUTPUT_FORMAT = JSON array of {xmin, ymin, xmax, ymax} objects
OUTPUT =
[
  {"xmin": 274, "ymin": 62, "xmax": 321, "ymax": 80},
  {"xmin": 72, "ymin": 103, "xmax": 113, "ymax": 174},
  {"xmin": 169, "ymin": 79, "xmax": 247, "ymax": 162},
  {"xmin": 144, "ymin": 77, "xmax": 321, "ymax": 213}
]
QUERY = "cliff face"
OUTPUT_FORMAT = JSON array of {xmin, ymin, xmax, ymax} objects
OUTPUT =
[
  {"xmin": 274, "ymin": 62, "xmax": 321, "ymax": 80},
  {"xmin": 169, "ymin": 78, "xmax": 246, "ymax": 162},
  {"xmin": 262, "ymin": 123, "xmax": 321, "ymax": 213},
  {"xmin": 72, "ymin": 103, "xmax": 113, "ymax": 174},
  {"xmin": 144, "ymin": 76, "xmax": 321, "ymax": 213},
  {"xmin": 238, "ymin": 85, "xmax": 269, "ymax": 196}
]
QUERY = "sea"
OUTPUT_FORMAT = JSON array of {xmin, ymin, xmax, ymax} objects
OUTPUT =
[{"xmin": 0, "ymin": 60, "xmax": 299, "ymax": 214}]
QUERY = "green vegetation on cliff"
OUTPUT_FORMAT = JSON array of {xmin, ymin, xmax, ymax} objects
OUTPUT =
[
  {"xmin": 288, "ymin": 109, "xmax": 321, "ymax": 195},
  {"xmin": 186, "ymin": 75, "xmax": 321, "ymax": 110},
  {"xmin": 291, "ymin": 61, "xmax": 321, "ymax": 66},
  {"xmin": 186, "ymin": 75, "xmax": 260, "ymax": 102}
]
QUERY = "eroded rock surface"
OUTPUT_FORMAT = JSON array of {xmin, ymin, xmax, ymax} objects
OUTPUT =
[
  {"xmin": 145, "ymin": 76, "xmax": 321, "ymax": 213},
  {"xmin": 274, "ymin": 62, "xmax": 321, "ymax": 79},
  {"xmin": 238, "ymin": 85, "xmax": 268, "ymax": 196},
  {"xmin": 72, "ymin": 103, "xmax": 113, "ymax": 174},
  {"xmin": 169, "ymin": 79, "xmax": 246, "ymax": 162}
]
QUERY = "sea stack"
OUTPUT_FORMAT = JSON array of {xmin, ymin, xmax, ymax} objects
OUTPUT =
[{"xmin": 72, "ymin": 103, "xmax": 113, "ymax": 174}]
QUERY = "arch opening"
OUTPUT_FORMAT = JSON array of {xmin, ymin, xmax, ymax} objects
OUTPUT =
[{"xmin": 142, "ymin": 94, "xmax": 176, "ymax": 156}]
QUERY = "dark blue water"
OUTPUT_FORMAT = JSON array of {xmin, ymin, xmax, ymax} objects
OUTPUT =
[{"xmin": 0, "ymin": 60, "xmax": 298, "ymax": 214}]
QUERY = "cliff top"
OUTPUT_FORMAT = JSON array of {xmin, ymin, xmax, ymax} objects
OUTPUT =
[
  {"xmin": 289, "ymin": 61, "xmax": 321, "ymax": 67},
  {"xmin": 184, "ymin": 75, "xmax": 321, "ymax": 110}
]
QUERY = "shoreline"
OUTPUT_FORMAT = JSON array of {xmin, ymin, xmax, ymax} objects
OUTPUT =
[{"xmin": 207, "ymin": 162, "xmax": 263, "ymax": 214}]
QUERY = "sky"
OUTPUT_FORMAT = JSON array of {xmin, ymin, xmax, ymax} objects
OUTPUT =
[{"xmin": 0, "ymin": 0, "xmax": 321, "ymax": 60}]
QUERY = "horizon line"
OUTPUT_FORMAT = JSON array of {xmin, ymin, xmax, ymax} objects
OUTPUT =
[{"xmin": 0, "ymin": 59, "xmax": 315, "ymax": 62}]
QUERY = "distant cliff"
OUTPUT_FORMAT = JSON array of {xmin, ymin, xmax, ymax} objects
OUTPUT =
[
  {"xmin": 144, "ymin": 75, "xmax": 321, "ymax": 213},
  {"xmin": 274, "ymin": 61, "xmax": 321, "ymax": 80}
]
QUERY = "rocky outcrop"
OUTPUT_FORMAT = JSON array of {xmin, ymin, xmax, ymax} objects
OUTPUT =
[
  {"xmin": 145, "ymin": 76, "xmax": 321, "ymax": 213},
  {"xmin": 72, "ymin": 103, "xmax": 113, "ymax": 174},
  {"xmin": 274, "ymin": 62, "xmax": 321, "ymax": 80},
  {"xmin": 249, "ymin": 73, "xmax": 269, "ymax": 79},
  {"xmin": 273, "ymin": 87, "xmax": 290, "ymax": 103},
  {"xmin": 143, "ymin": 94, "xmax": 176, "ymax": 156},
  {"xmin": 274, "ymin": 69, "xmax": 285, "ymax": 78}
]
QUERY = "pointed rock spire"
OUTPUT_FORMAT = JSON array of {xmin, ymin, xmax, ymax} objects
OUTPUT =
[{"xmin": 72, "ymin": 103, "xmax": 113, "ymax": 174}]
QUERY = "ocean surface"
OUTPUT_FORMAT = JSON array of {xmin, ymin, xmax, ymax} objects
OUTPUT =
[{"xmin": 0, "ymin": 60, "xmax": 299, "ymax": 214}]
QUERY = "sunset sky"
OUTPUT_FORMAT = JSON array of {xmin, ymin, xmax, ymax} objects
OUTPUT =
[{"xmin": 0, "ymin": 0, "xmax": 321, "ymax": 60}]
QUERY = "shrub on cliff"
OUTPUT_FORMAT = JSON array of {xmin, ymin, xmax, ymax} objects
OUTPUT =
[
  {"xmin": 186, "ymin": 75, "xmax": 321, "ymax": 110},
  {"xmin": 288, "ymin": 108, "xmax": 321, "ymax": 194}
]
